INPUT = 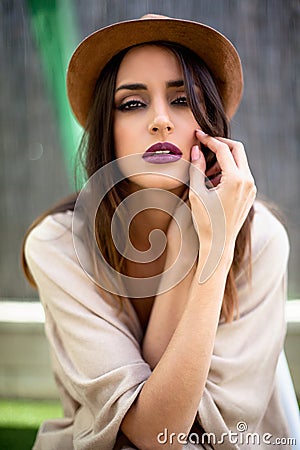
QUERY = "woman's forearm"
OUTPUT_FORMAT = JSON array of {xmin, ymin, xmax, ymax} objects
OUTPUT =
[
  {"xmin": 121, "ymin": 255, "xmax": 230, "ymax": 450},
  {"xmin": 142, "ymin": 262, "xmax": 195, "ymax": 369},
  {"xmin": 142, "ymin": 208, "xmax": 199, "ymax": 370}
]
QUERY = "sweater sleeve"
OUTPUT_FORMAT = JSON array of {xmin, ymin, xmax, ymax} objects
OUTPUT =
[
  {"xmin": 196, "ymin": 202, "xmax": 291, "ymax": 448},
  {"xmin": 25, "ymin": 212, "xmax": 151, "ymax": 450}
]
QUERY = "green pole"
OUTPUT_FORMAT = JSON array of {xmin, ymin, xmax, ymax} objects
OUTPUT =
[{"xmin": 26, "ymin": 0, "xmax": 84, "ymax": 189}]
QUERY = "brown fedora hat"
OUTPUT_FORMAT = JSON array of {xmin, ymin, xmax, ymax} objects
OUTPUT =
[{"xmin": 67, "ymin": 14, "xmax": 243, "ymax": 127}]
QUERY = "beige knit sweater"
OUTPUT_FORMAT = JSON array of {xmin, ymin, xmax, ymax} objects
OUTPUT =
[{"xmin": 25, "ymin": 201, "xmax": 291, "ymax": 449}]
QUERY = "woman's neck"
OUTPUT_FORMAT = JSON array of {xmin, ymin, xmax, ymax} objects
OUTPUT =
[
  {"xmin": 127, "ymin": 183, "xmax": 187, "ymax": 250},
  {"xmin": 129, "ymin": 208, "xmax": 170, "ymax": 251}
]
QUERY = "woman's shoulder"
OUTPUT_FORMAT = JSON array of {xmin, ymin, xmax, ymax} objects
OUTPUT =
[
  {"xmin": 235, "ymin": 201, "xmax": 290, "ymax": 293},
  {"xmin": 235, "ymin": 200, "xmax": 290, "ymax": 316},
  {"xmin": 251, "ymin": 200, "xmax": 289, "ymax": 262},
  {"xmin": 26, "ymin": 210, "xmax": 73, "ymax": 242},
  {"xmin": 24, "ymin": 210, "xmax": 76, "ymax": 268},
  {"xmin": 24, "ymin": 210, "xmax": 144, "ymax": 346}
]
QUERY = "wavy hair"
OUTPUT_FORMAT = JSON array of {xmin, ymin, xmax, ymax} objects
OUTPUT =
[{"xmin": 22, "ymin": 41, "xmax": 254, "ymax": 322}]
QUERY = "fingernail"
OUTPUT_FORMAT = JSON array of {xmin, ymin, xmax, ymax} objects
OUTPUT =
[
  {"xmin": 196, "ymin": 129, "xmax": 207, "ymax": 136},
  {"xmin": 191, "ymin": 145, "xmax": 200, "ymax": 161}
]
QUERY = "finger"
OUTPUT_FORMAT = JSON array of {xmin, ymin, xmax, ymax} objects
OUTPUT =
[
  {"xmin": 191, "ymin": 144, "xmax": 206, "ymax": 170},
  {"xmin": 189, "ymin": 145, "xmax": 207, "ymax": 194},
  {"xmin": 196, "ymin": 130, "xmax": 237, "ymax": 174},
  {"xmin": 215, "ymin": 137, "xmax": 253, "ymax": 175}
]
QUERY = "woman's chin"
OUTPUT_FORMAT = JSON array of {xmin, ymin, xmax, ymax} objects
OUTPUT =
[
  {"xmin": 128, "ymin": 173, "xmax": 186, "ymax": 192},
  {"xmin": 116, "ymin": 155, "xmax": 190, "ymax": 193}
]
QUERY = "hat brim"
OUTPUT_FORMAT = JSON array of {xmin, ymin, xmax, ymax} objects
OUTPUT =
[{"xmin": 67, "ymin": 17, "xmax": 243, "ymax": 127}]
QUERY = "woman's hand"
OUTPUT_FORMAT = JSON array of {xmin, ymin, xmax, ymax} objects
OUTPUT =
[{"xmin": 189, "ymin": 130, "xmax": 257, "ymax": 274}]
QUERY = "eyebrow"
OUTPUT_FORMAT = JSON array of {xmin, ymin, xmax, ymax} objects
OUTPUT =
[{"xmin": 115, "ymin": 79, "xmax": 184, "ymax": 93}]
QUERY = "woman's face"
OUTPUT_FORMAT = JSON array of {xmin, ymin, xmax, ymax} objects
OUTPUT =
[{"xmin": 113, "ymin": 45, "xmax": 200, "ymax": 190}]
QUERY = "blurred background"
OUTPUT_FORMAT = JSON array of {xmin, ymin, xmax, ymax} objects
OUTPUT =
[{"xmin": 0, "ymin": 0, "xmax": 299, "ymax": 448}]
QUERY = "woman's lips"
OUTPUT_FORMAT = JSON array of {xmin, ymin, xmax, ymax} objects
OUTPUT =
[{"xmin": 143, "ymin": 142, "xmax": 182, "ymax": 164}]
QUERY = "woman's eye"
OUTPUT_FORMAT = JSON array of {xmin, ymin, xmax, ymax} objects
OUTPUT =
[
  {"xmin": 172, "ymin": 96, "xmax": 188, "ymax": 106},
  {"xmin": 117, "ymin": 99, "xmax": 146, "ymax": 111}
]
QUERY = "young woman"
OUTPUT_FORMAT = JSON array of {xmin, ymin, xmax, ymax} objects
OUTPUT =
[{"xmin": 23, "ymin": 14, "xmax": 291, "ymax": 450}]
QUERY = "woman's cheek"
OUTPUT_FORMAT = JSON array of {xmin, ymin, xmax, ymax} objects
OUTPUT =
[{"xmin": 114, "ymin": 117, "xmax": 142, "ymax": 158}]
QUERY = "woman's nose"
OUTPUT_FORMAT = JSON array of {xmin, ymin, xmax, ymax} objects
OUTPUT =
[{"xmin": 148, "ymin": 114, "xmax": 174, "ymax": 135}]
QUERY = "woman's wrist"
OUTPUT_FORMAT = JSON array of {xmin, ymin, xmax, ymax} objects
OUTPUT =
[{"xmin": 196, "ymin": 241, "xmax": 234, "ymax": 283}]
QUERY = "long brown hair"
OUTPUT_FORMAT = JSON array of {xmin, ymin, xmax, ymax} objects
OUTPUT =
[{"xmin": 22, "ymin": 41, "xmax": 254, "ymax": 322}]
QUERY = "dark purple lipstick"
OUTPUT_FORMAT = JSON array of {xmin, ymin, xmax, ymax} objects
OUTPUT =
[{"xmin": 142, "ymin": 142, "xmax": 182, "ymax": 164}]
